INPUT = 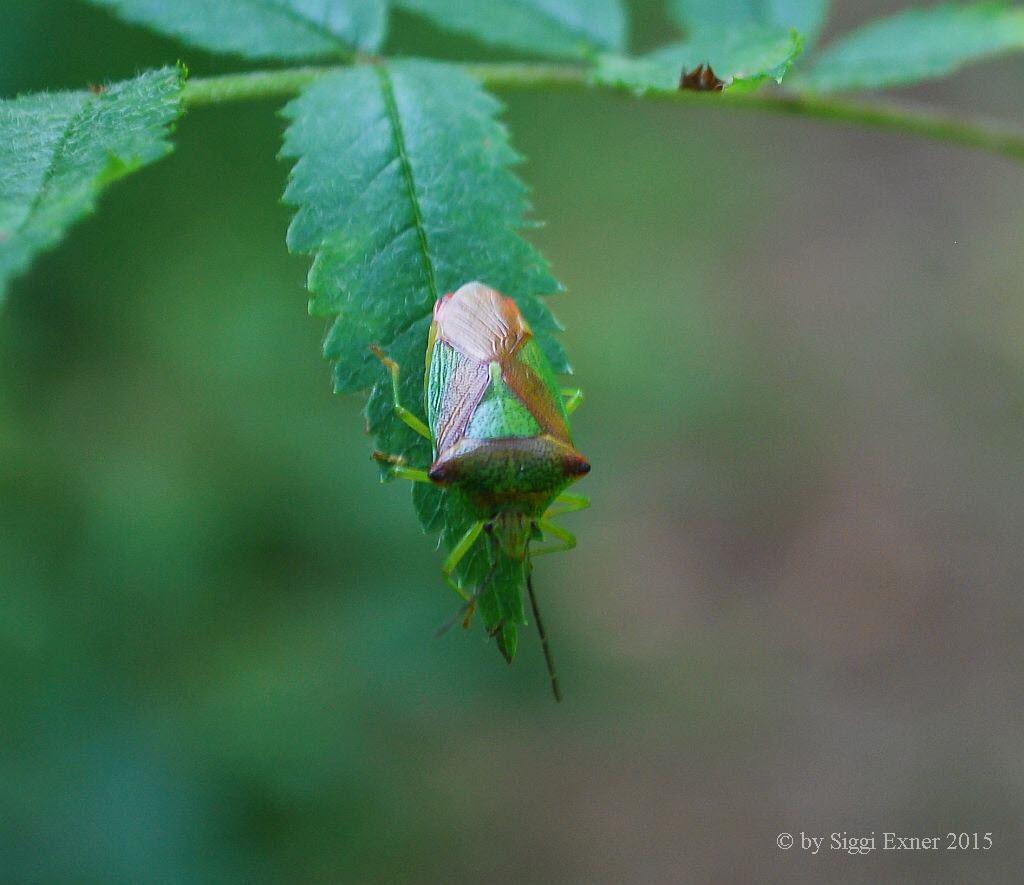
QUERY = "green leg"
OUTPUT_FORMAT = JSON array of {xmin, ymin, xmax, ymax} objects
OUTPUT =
[
  {"xmin": 371, "ymin": 344, "xmax": 431, "ymax": 440},
  {"xmin": 532, "ymin": 493, "xmax": 587, "ymax": 552},
  {"xmin": 441, "ymin": 520, "xmax": 486, "ymax": 602},
  {"xmin": 371, "ymin": 450, "xmax": 431, "ymax": 483},
  {"xmin": 543, "ymin": 492, "xmax": 590, "ymax": 519},
  {"xmin": 531, "ymin": 519, "xmax": 577, "ymax": 556},
  {"xmin": 560, "ymin": 387, "xmax": 584, "ymax": 415},
  {"xmin": 390, "ymin": 466, "xmax": 432, "ymax": 483},
  {"xmin": 373, "ymin": 449, "xmax": 484, "ymax": 618}
]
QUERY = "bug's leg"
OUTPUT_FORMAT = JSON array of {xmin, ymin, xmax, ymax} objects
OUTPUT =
[
  {"xmin": 388, "ymin": 466, "xmax": 432, "ymax": 483},
  {"xmin": 531, "ymin": 519, "xmax": 577, "ymax": 557},
  {"xmin": 370, "ymin": 344, "xmax": 431, "ymax": 440},
  {"xmin": 371, "ymin": 451, "xmax": 432, "ymax": 483},
  {"xmin": 436, "ymin": 536, "xmax": 500, "ymax": 635},
  {"xmin": 560, "ymin": 387, "xmax": 584, "ymax": 415},
  {"xmin": 440, "ymin": 519, "xmax": 487, "ymax": 604},
  {"xmin": 543, "ymin": 492, "xmax": 590, "ymax": 519}
]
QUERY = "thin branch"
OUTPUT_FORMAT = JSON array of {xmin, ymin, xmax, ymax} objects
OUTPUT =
[
  {"xmin": 180, "ymin": 61, "xmax": 1024, "ymax": 164},
  {"xmin": 180, "ymin": 61, "xmax": 586, "ymax": 106},
  {"xmin": 182, "ymin": 66, "xmax": 336, "ymax": 106}
]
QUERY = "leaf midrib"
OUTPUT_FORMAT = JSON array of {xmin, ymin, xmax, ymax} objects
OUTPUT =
[{"xmin": 375, "ymin": 64, "xmax": 439, "ymax": 307}]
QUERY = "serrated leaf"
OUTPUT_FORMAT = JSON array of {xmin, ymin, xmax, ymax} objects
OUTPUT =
[
  {"xmin": 0, "ymin": 68, "xmax": 182, "ymax": 304},
  {"xmin": 797, "ymin": 3, "xmax": 1024, "ymax": 93},
  {"xmin": 670, "ymin": 0, "xmax": 830, "ymax": 47},
  {"xmin": 84, "ymin": 0, "xmax": 388, "ymax": 59},
  {"xmin": 282, "ymin": 60, "xmax": 565, "ymax": 653},
  {"xmin": 395, "ymin": 0, "xmax": 626, "ymax": 57},
  {"xmin": 595, "ymin": 24, "xmax": 801, "ymax": 93}
]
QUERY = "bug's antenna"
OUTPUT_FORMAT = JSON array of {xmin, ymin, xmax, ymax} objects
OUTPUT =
[{"xmin": 526, "ymin": 565, "xmax": 562, "ymax": 702}]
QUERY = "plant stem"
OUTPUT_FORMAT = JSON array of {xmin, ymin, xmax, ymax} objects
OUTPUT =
[
  {"xmin": 182, "ymin": 66, "xmax": 334, "ymax": 106},
  {"xmin": 180, "ymin": 62, "xmax": 586, "ymax": 105},
  {"xmin": 181, "ymin": 61, "xmax": 1024, "ymax": 164}
]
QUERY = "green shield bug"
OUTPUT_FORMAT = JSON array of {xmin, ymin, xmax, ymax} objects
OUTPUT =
[{"xmin": 372, "ymin": 281, "xmax": 590, "ymax": 700}]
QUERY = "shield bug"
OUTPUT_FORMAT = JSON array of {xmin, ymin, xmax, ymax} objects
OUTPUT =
[{"xmin": 371, "ymin": 281, "xmax": 590, "ymax": 700}]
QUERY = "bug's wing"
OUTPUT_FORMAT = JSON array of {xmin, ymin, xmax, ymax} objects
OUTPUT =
[
  {"xmin": 429, "ymin": 342, "xmax": 491, "ymax": 456},
  {"xmin": 435, "ymin": 282, "xmax": 529, "ymax": 362},
  {"xmin": 501, "ymin": 355, "xmax": 573, "ymax": 446}
]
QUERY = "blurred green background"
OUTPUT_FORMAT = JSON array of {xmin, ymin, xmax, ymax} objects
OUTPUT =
[{"xmin": 3, "ymin": 1, "xmax": 1024, "ymax": 881}]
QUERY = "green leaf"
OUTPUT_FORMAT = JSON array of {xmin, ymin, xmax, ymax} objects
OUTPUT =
[
  {"xmin": 595, "ymin": 24, "xmax": 802, "ymax": 93},
  {"xmin": 83, "ymin": 0, "xmax": 388, "ymax": 59},
  {"xmin": 670, "ymin": 0, "xmax": 830, "ymax": 47},
  {"xmin": 0, "ymin": 68, "xmax": 182, "ymax": 305},
  {"xmin": 394, "ymin": 0, "xmax": 626, "ymax": 57},
  {"xmin": 282, "ymin": 60, "xmax": 565, "ymax": 656},
  {"xmin": 797, "ymin": 3, "xmax": 1024, "ymax": 93}
]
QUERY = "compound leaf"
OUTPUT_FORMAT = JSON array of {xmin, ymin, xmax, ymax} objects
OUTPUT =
[
  {"xmin": 394, "ymin": 0, "xmax": 626, "ymax": 57},
  {"xmin": 595, "ymin": 24, "xmax": 801, "ymax": 93},
  {"xmin": 670, "ymin": 0, "xmax": 830, "ymax": 48},
  {"xmin": 282, "ymin": 60, "xmax": 566, "ymax": 654},
  {"xmin": 798, "ymin": 3, "xmax": 1024, "ymax": 93},
  {"xmin": 0, "ymin": 67, "xmax": 182, "ymax": 305},
  {"xmin": 84, "ymin": 0, "xmax": 388, "ymax": 59}
]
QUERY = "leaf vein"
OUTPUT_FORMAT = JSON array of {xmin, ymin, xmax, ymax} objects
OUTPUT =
[
  {"xmin": 14, "ymin": 93, "xmax": 97, "ymax": 239},
  {"xmin": 357, "ymin": 153, "xmax": 401, "ymax": 203}
]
